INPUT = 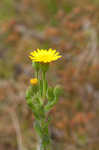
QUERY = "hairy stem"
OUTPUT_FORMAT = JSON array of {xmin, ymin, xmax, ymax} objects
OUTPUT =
[{"xmin": 42, "ymin": 71, "xmax": 46, "ymax": 100}]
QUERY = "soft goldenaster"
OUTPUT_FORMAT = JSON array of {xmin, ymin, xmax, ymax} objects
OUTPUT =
[{"xmin": 29, "ymin": 48, "xmax": 62, "ymax": 63}]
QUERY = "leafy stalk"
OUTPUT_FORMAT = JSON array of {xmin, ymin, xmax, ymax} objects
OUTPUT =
[{"xmin": 26, "ymin": 62, "xmax": 62, "ymax": 150}]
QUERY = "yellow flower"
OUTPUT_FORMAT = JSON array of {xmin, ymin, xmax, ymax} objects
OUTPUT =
[
  {"xmin": 29, "ymin": 48, "xmax": 62, "ymax": 63},
  {"xmin": 30, "ymin": 78, "xmax": 38, "ymax": 85}
]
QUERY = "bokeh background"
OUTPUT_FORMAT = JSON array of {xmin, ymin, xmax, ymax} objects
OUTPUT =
[{"xmin": 0, "ymin": 0, "xmax": 99, "ymax": 150}]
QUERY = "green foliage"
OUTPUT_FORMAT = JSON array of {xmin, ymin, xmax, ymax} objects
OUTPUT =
[
  {"xmin": 26, "ymin": 85, "xmax": 38, "ymax": 99},
  {"xmin": 0, "ymin": 60, "xmax": 13, "ymax": 78},
  {"xmin": 90, "ymin": 0, "xmax": 99, "ymax": 5},
  {"xmin": 63, "ymin": 3, "xmax": 73, "ymax": 13},
  {"xmin": 42, "ymin": 0, "xmax": 58, "ymax": 15},
  {"xmin": 75, "ymin": 100, "xmax": 83, "ymax": 111},
  {"xmin": 0, "ymin": 0, "xmax": 16, "ymax": 21},
  {"xmin": 45, "ymin": 86, "xmax": 62, "ymax": 112},
  {"xmin": 26, "ymin": 61, "xmax": 62, "ymax": 150},
  {"xmin": 50, "ymin": 17, "xmax": 59, "ymax": 27}
]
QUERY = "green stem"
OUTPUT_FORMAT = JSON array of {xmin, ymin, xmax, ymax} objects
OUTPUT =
[
  {"xmin": 37, "ymin": 120, "xmax": 51, "ymax": 150},
  {"xmin": 42, "ymin": 71, "xmax": 46, "ymax": 100},
  {"xmin": 35, "ymin": 70, "xmax": 39, "ymax": 79},
  {"xmin": 39, "ymin": 138, "xmax": 51, "ymax": 150}
]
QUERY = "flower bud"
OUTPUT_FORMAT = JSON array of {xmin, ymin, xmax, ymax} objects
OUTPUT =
[
  {"xmin": 40, "ymin": 63, "xmax": 49, "ymax": 73},
  {"xmin": 30, "ymin": 78, "xmax": 38, "ymax": 85},
  {"xmin": 32, "ymin": 62, "xmax": 40, "ymax": 72}
]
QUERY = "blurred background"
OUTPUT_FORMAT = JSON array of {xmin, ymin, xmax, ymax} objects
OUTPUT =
[{"xmin": 0, "ymin": 0, "xmax": 99, "ymax": 150}]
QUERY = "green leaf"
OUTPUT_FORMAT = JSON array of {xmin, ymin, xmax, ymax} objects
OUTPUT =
[
  {"xmin": 54, "ymin": 85, "xmax": 62, "ymax": 98},
  {"xmin": 47, "ymin": 87, "xmax": 54, "ymax": 101},
  {"xmin": 44, "ymin": 85, "xmax": 62, "ymax": 112},
  {"xmin": 44, "ymin": 96, "xmax": 57, "ymax": 112},
  {"xmin": 26, "ymin": 98, "xmax": 33, "ymax": 107},
  {"xmin": 26, "ymin": 89, "xmax": 31, "ymax": 99},
  {"xmin": 25, "ymin": 85, "xmax": 38, "ymax": 100}
]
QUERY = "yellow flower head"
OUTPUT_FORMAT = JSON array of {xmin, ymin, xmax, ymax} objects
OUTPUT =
[
  {"xmin": 30, "ymin": 78, "xmax": 38, "ymax": 85},
  {"xmin": 29, "ymin": 48, "xmax": 62, "ymax": 63}
]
